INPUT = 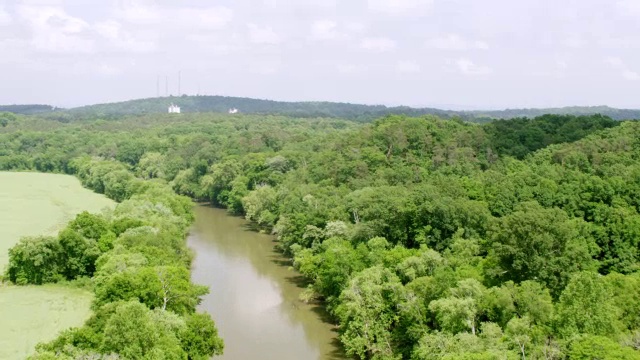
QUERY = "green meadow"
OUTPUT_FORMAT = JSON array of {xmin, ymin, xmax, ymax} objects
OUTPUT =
[
  {"xmin": 0, "ymin": 172, "xmax": 115, "ymax": 359},
  {"xmin": 0, "ymin": 285, "xmax": 93, "ymax": 359},
  {"xmin": 0, "ymin": 172, "xmax": 115, "ymax": 270}
]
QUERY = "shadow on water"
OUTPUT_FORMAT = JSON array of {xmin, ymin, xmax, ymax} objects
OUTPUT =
[
  {"xmin": 240, "ymin": 221, "xmax": 263, "ymax": 233},
  {"xmin": 270, "ymin": 253, "xmax": 293, "ymax": 268},
  {"xmin": 327, "ymin": 338, "xmax": 350, "ymax": 360},
  {"xmin": 310, "ymin": 303, "xmax": 340, "ymax": 329},
  {"xmin": 283, "ymin": 273, "xmax": 310, "ymax": 289}
]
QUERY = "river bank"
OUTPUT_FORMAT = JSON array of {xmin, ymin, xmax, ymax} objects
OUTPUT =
[{"xmin": 188, "ymin": 206, "xmax": 347, "ymax": 360}]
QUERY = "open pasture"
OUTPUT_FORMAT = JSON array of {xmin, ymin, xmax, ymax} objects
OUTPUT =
[
  {"xmin": 0, "ymin": 285, "xmax": 93, "ymax": 359},
  {"xmin": 0, "ymin": 172, "xmax": 114, "ymax": 359},
  {"xmin": 0, "ymin": 171, "xmax": 114, "ymax": 270}
]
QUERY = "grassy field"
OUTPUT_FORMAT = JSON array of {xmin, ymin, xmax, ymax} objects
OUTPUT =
[
  {"xmin": 0, "ymin": 172, "xmax": 115, "ymax": 270},
  {"xmin": 0, "ymin": 172, "xmax": 115, "ymax": 359},
  {"xmin": 0, "ymin": 285, "xmax": 94, "ymax": 359}
]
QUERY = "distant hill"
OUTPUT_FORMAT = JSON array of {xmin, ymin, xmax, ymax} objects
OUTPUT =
[
  {"xmin": 4, "ymin": 96, "xmax": 640, "ymax": 122},
  {"xmin": 66, "ymin": 95, "xmax": 457, "ymax": 122},
  {"xmin": 465, "ymin": 106, "xmax": 640, "ymax": 121},
  {"xmin": 0, "ymin": 104, "xmax": 56, "ymax": 115},
  {"xmin": 66, "ymin": 96, "xmax": 640, "ymax": 122}
]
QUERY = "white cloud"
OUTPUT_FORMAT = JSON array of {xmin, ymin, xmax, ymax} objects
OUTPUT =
[
  {"xmin": 250, "ymin": 61, "xmax": 281, "ymax": 75},
  {"xmin": 426, "ymin": 34, "xmax": 489, "ymax": 51},
  {"xmin": 310, "ymin": 20, "xmax": 366, "ymax": 41},
  {"xmin": 605, "ymin": 56, "xmax": 624, "ymax": 68},
  {"xmin": 531, "ymin": 56, "xmax": 570, "ymax": 78},
  {"xmin": 115, "ymin": 2, "xmax": 161, "ymax": 24},
  {"xmin": 475, "ymin": 41, "xmax": 490, "ymax": 50},
  {"xmin": 605, "ymin": 56, "xmax": 639, "ymax": 81},
  {"xmin": 345, "ymin": 22, "xmax": 367, "ymax": 34},
  {"xmin": 247, "ymin": 24, "xmax": 281, "ymax": 45},
  {"xmin": 307, "ymin": 0, "xmax": 338, "ymax": 8},
  {"xmin": 116, "ymin": 3, "xmax": 232, "ymax": 29},
  {"xmin": 263, "ymin": 0, "xmax": 278, "ymax": 8},
  {"xmin": 310, "ymin": 20, "xmax": 341, "ymax": 40},
  {"xmin": 397, "ymin": 60, "xmax": 420, "ymax": 73},
  {"xmin": 94, "ymin": 20, "xmax": 157, "ymax": 53},
  {"xmin": 360, "ymin": 37, "xmax": 396, "ymax": 52},
  {"xmin": 622, "ymin": 70, "xmax": 640, "ymax": 81},
  {"xmin": 0, "ymin": 7, "xmax": 11, "ymax": 26},
  {"xmin": 17, "ymin": 5, "xmax": 94, "ymax": 53},
  {"xmin": 178, "ymin": 7, "xmax": 233, "ymax": 30},
  {"xmin": 96, "ymin": 63, "xmax": 122, "ymax": 76},
  {"xmin": 186, "ymin": 33, "xmax": 244, "ymax": 55},
  {"xmin": 336, "ymin": 64, "xmax": 365, "ymax": 74},
  {"xmin": 597, "ymin": 36, "xmax": 638, "ymax": 49},
  {"xmin": 0, "ymin": 39, "xmax": 28, "ymax": 65},
  {"xmin": 563, "ymin": 35, "xmax": 587, "ymax": 49},
  {"xmin": 94, "ymin": 20, "xmax": 120, "ymax": 40},
  {"xmin": 454, "ymin": 58, "xmax": 491, "ymax": 76},
  {"xmin": 19, "ymin": 6, "xmax": 88, "ymax": 34},
  {"xmin": 617, "ymin": 0, "xmax": 640, "ymax": 16},
  {"xmin": 368, "ymin": 0, "xmax": 433, "ymax": 15},
  {"xmin": 556, "ymin": 59, "xmax": 568, "ymax": 70}
]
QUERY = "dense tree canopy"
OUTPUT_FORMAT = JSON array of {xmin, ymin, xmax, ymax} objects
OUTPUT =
[
  {"xmin": 2, "ymin": 111, "xmax": 639, "ymax": 359},
  {"xmin": 4, "ymin": 155, "xmax": 223, "ymax": 359}
]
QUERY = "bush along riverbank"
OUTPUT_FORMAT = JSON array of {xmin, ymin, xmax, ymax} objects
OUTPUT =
[{"xmin": 6, "ymin": 157, "xmax": 224, "ymax": 359}]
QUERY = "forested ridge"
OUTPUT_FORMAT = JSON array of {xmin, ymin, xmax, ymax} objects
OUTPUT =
[
  {"xmin": 5, "ymin": 96, "xmax": 640, "ymax": 122},
  {"xmin": 469, "ymin": 105, "xmax": 640, "ymax": 122},
  {"xmin": 0, "ymin": 104, "xmax": 54, "ymax": 115},
  {"xmin": 65, "ymin": 96, "xmax": 455, "ymax": 122},
  {"xmin": 1, "ymin": 112, "xmax": 640, "ymax": 359}
]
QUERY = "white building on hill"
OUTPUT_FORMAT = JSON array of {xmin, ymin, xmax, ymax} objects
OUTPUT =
[
  {"xmin": 228, "ymin": 108, "xmax": 239, "ymax": 114},
  {"xmin": 168, "ymin": 104, "xmax": 181, "ymax": 113}
]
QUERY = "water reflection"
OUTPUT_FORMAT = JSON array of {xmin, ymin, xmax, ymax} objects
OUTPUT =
[{"xmin": 188, "ymin": 206, "xmax": 347, "ymax": 360}]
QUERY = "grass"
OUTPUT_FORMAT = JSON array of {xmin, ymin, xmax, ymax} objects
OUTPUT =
[
  {"xmin": 0, "ymin": 172, "xmax": 115, "ymax": 359},
  {"xmin": 0, "ymin": 285, "xmax": 94, "ymax": 359},
  {"xmin": 0, "ymin": 172, "xmax": 115, "ymax": 270}
]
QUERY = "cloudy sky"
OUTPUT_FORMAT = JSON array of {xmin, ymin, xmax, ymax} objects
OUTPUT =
[{"xmin": 0, "ymin": 0, "xmax": 639, "ymax": 109}]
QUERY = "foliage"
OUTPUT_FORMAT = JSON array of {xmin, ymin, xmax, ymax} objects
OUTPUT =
[
  {"xmin": 0, "ymin": 172, "xmax": 115, "ymax": 270},
  {"xmin": 555, "ymin": 272, "xmax": 622, "ymax": 337},
  {"xmin": 0, "ymin": 105, "xmax": 53, "ymax": 115},
  {"xmin": 17, "ymin": 95, "xmax": 640, "ymax": 122},
  {"xmin": 485, "ymin": 114, "xmax": 620, "ymax": 159},
  {"xmin": 180, "ymin": 313, "xmax": 225, "ymax": 359},
  {"xmin": 568, "ymin": 335, "xmax": 640, "ymax": 360},
  {"xmin": 3, "ymin": 111, "xmax": 640, "ymax": 359},
  {"xmin": 484, "ymin": 202, "xmax": 597, "ymax": 296},
  {"xmin": 0, "ymin": 285, "xmax": 93, "ymax": 360},
  {"xmin": 335, "ymin": 266, "xmax": 403, "ymax": 360},
  {"xmin": 0, "ymin": 111, "xmax": 18, "ymax": 127},
  {"xmin": 4, "ymin": 159, "xmax": 223, "ymax": 359},
  {"xmin": 6, "ymin": 236, "xmax": 64, "ymax": 284}
]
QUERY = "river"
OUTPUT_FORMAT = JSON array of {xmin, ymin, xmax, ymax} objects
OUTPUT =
[{"xmin": 188, "ymin": 206, "xmax": 347, "ymax": 360}]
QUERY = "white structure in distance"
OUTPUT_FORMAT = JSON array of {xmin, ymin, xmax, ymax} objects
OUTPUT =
[
  {"xmin": 168, "ymin": 104, "xmax": 181, "ymax": 113},
  {"xmin": 228, "ymin": 108, "xmax": 239, "ymax": 114}
]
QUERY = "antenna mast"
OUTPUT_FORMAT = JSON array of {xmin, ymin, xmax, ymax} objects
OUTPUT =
[
  {"xmin": 178, "ymin": 71, "xmax": 181, "ymax": 96},
  {"xmin": 165, "ymin": 76, "xmax": 168, "ymax": 96}
]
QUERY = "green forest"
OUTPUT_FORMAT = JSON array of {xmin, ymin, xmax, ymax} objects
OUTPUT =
[
  {"xmin": 6, "ymin": 95, "xmax": 640, "ymax": 122},
  {"xmin": 1, "ymin": 111, "xmax": 640, "ymax": 359}
]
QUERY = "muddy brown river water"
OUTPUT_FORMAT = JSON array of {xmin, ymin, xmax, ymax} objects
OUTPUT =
[{"xmin": 188, "ymin": 206, "xmax": 347, "ymax": 360}]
